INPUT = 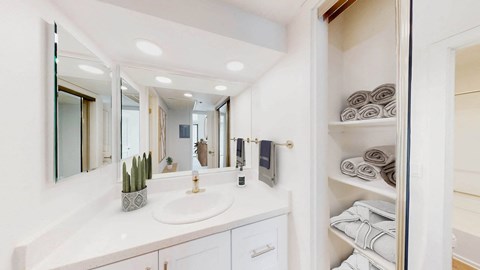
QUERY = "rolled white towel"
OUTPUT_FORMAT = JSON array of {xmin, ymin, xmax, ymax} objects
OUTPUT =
[
  {"xmin": 358, "ymin": 104, "xmax": 384, "ymax": 120},
  {"xmin": 347, "ymin": 91, "xmax": 372, "ymax": 109},
  {"xmin": 371, "ymin": 83, "xmax": 396, "ymax": 105},
  {"xmin": 364, "ymin": 145, "xmax": 396, "ymax": 167},
  {"xmin": 340, "ymin": 157, "xmax": 364, "ymax": 177},
  {"xmin": 356, "ymin": 162, "xmax": 382, "ymax": 181},
  {"xmin": 380, "ymin": 161, "xmax": 396, "ymax": 187},
  {"xmin": 383, "ymin": 100, "xmax": 396, "ymax": 117},
  {"xmin": 341, "ymin": 107, "xmax": 359, "ymax": 122}
]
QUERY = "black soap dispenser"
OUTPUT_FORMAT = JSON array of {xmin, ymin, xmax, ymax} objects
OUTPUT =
[{"xmin": 237, "ymin": 165, "xmax": 246, "ymax": 187}]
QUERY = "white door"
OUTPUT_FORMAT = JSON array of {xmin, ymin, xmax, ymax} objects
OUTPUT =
[
  {"xmin": 95, "ymin": 251, "xmax": 158, "ymax": 270},
  {"xmin": 158, "ymin": 232, "xmax": 230, "ymax": 270}
]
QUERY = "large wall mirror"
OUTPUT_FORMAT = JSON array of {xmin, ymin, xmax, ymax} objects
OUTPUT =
[
  {"xmin": 121, "ymin": 79, "xmax": 140, "ymax": 159},
  {"xmin": 122, "ymin": 67, "xmax": 252, "ymax": 176},
  {"xmin": 55, "ymin": 24, "xmax": 112, "ymax": 181}
]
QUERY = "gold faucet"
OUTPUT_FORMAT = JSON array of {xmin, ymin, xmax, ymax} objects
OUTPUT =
[{"xmin": 192, "ymin": 170, "xmax": 200, "ymax": 193}]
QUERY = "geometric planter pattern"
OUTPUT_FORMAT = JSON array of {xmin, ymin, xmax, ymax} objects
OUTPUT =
[{"xmin": 121, "ymin": 186, "xmax": 148, "ymax": 212}]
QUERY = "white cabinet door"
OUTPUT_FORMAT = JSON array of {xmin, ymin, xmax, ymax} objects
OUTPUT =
[
  {"xmin": 232, "ymin": 215, "xmax": 288, "ymax": 270},
  {"xmin": 94, "ymin": 251, "xmax": 158, "ymax": 270},
  {"xmin": 158, "ymin": 231, "xmax": 230, "ymax": 270}
]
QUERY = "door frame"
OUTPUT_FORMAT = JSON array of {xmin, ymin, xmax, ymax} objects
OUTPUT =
[
  {"xmin": 309, "ymin": 0, "xmax": 412, "ymax": 269},
  {"xmin": 410, "ymin": 23, "xmax": 480, "ymax": 270}
]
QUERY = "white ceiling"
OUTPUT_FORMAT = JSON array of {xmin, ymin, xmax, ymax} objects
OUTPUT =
[
  {"xmin": 154, "ymin": 87, "xmax": 225, "ymax": 112},
  {"xmin": 217, "ymin": 0, "xmax": 306, "ymax": 25},
  {"xmin": 123, "ymin": 66, "xmax": 249, "ymax": 97},
  {"xmin": 52, "ymin": 0, "xmax": 286, "ymax": 94}
]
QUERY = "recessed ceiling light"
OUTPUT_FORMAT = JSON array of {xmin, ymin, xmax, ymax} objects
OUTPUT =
[
  {"xmin": 78, "ymin": 64, "xmax": 104, "ymax": 75},
  {"xmin": 121, "ymin": 85, "xmax": 128, "ymax": 91},
  {"xmin": 226, "ymin": 61, "xmax": 244, "ymax": 71},
  {"xmin": 135, "ymin": 39, "xmax": 162, "ymax": 56},
  {"xmin": 184, "ymin": 93, "xmax": 193, "ymax": 98},
  {"xmin": 155, "ymin": 76, "xmax": 172, "ymax": 84},
  {"xmin": 215, "ymin": 85, "xmax": 227, "ymax": 91}
]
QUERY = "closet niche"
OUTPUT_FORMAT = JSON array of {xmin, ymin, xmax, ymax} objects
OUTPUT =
[{"xmin": 322, "ymin": 0, "xmax": 401, "ymax": 269}]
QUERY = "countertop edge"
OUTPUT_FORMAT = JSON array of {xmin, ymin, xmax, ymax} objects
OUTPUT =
[{"xmin": 49, "ymin": 207, "xmax": 290, "ymax": 270}]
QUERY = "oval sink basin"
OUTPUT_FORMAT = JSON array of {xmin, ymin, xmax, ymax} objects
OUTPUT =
[{"xmin": 152, "ymin": 191, "xmax": 234, "ymax": 224}]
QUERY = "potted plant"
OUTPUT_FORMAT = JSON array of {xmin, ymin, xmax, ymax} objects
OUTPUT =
[
  {"xmin": 121, "ymin": 154, "xmax": 150, "ymax": 212},
  {"xmin": 166, "ymin": 156, "xmax": 173, "ymax": 170}
]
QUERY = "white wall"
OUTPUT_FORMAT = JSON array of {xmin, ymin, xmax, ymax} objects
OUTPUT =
[
  {"xmin": 0, "ymin": 1, "xmax": 117, "ymax": 269},
  {"xmin": 166, "ymin": 107, "xmax": 193, "ymax": 171},
  {"xmin": 455, "ymin": 48, "xmax": 480, "ymax": 196},
  {"xmin": 230, "ymin": 88, "xmax": 252, "ymax": 168},
  {"xmin": 454, "ymin": 96, "xmax": 480, "ymax": 196},
  {"xmin": 249, "ymin": 3, "xmax": 318, "ymax": 269}
]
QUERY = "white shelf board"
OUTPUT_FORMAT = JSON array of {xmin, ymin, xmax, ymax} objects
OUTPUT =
[
  {"xmin": 329, "ymin": 173, "xmax": 396, "ymax": 200},
  {"xmin": 329, "ymin": 118, "xmax": 396, "ymax": 132},
  {"xmin": 329, "ymin": 227, "xmax": 396, "ymax": 270}
]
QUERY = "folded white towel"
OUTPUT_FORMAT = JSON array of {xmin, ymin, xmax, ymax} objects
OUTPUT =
[
  {"xmin": 341, "ymin": 107, "xmax": 359, "ymax": 122},
  {"xmin": 356, "ymin": 162, "xmax": 382, "ymax": 181},
  {"xmin": 358, "ymin": 104, "xmax": 384, "ymax": 120},
  {"xmin": 371, "ymin": 83, "xmax": 396, "ymax": 105},
  {"xmin": 340, "ymin": 157, "xmax": 364, "ymax": 177},
  {"xmin": 330, "ymin": 200, "xmax": 397, "ymax": 264},
  {"xmin": 347, "ymin": 91, "xmax": 372, "ymax": 109},
  {"xmin": 364, "ymin": 145, "xmax": 396, "ymax": 167},
  {"xmin": 332, "ymin": 250, "xmax": 381, "ymax": 270},
  {"xmin": 383, "ymin": 101, "xmax": 396, "ymax": 118}
]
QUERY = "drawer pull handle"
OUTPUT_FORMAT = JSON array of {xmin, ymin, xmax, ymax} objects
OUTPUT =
[
  {"xmin": 145, "ymin": 267, "xmax": 151, "ymax": 270},
  {"xmin": 251, "ymin": 244, "xmax": 276, "ymax": 258},
  {"xmin": 163, "ymin": 261, "xmax": 168, "ymax": 270}
]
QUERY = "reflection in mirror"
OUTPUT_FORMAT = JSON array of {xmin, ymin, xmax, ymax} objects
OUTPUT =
[
  {"xmin": 123, "ymin": 67, "xmax": 252, "ymax": 175},
  {"xmin": 452, "ymin": 44, "xmax": 480, "ymax": 268},
  {"xmin": 121, "ymin": 79, "xmax": 140, "ymax": 159},
  {"xmin": 152, "ymin": 88, "xmax": 230, "ymax": 172},
  {"xmin": 55, "ymin": 25, "xmax": 112, "ymax": 181}
]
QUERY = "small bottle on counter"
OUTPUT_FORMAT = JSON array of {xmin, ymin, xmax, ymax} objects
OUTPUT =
[{"xmin": 237, "ymin": 165, "xmax": 246, "ymax": 187}]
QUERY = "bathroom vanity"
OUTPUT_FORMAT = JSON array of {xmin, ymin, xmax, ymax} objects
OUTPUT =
[
  {"xmin": 27, "ymin": 179, "xmax": 290, "ymax": 270},
  {"xmin": 96, "ymin": 215, "xmax": 286, "ymax": 270}
]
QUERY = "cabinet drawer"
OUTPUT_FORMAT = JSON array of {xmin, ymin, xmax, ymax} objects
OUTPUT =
[
  {"xmin": 158, "ymin": 231, "xmax": 230, "ymax": 270},
  {"xmin": 94, "ymin": 251, "xmax": 158, "ymax": 270},
  {"xmin": 232, "ymin": 215, "xmax": 287, "ymax": 270}
]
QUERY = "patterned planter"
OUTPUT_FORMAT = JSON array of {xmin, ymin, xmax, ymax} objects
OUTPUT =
[{"xmin": 121, "ymin": 186, "xmax": 148, "ymax": 212}]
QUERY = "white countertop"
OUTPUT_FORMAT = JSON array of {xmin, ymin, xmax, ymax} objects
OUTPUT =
[{"xmin": 32, "ymin": 180, "xmax": 290, "ymax": 270}]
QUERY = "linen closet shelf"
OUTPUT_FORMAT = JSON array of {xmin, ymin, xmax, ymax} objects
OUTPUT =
[
  {"xmin": 328, "ymin": 118, "xmax": 397, "ymax": 132},
  {"xmin": 330, "ymin": 227, "xmax": 396, "ymax": 270},
  {"xmin": 323, "ymin": 0, "xmax": 400, "ymax": 268}
]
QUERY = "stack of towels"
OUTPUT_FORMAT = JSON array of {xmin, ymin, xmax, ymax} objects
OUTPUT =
[
  {"xmin": 331, "ymin": 200, "xmax": 397, "ymax": 264},
  {"xmin": 340, "ymin": 145, "xmax": 396, "ymax": 187},
  {"xmin": 340, "ymin": 83, "xmax": 396, "ymax": 122}
]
